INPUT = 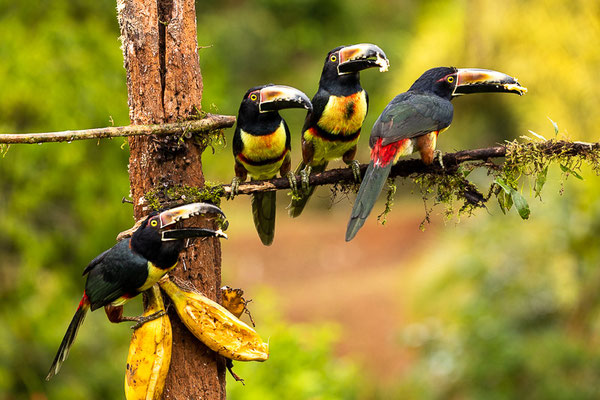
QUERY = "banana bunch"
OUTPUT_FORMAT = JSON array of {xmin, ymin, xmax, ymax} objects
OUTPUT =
[
  {"xmin": 124, "ymin": 284, "xmax": 172, "ymax": 400},
  {"xmin": 159, "ymin": 276, "xmax": 269, "ymax": 362}
]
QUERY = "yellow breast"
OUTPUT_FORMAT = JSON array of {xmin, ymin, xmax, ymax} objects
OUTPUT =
[
  {"xmin": 240, "ymin": 123, "xmax": 287, "ymax": 162},
  {"xmin": 317, "ymin": 91, "xmax": 367, "ymax": 135},
  {"xmin": 137, "ymin": 261, "xmax": 177, "ymax": 292}
]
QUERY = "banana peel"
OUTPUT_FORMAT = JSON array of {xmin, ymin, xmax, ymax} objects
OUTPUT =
[
  {"xmin": 221, "ymin": 285, "xmax": 255, "ymax": 326},
  {"xmin": 125, "ymin": 285, "xmax": 172, "ymax": 400},
  {"xmin": 159, "ymin": 276, "xmax": 269, "ymax": 362}
]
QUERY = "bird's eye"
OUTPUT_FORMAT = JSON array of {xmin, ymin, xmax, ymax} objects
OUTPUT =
[
  {"xmin": 150, "ymin": 219, "xmax": 158, "ymax": 227},
  {"xmin": 250, "ymin": 93, "xmax": 258, "ymax": 101},
  {"xmin": 330, "ymin": 54, "xmax": 337, "ymax": 62},
  {"xmin": 447, "ymin": 76, "xmax": 455, "ymax": 83}
]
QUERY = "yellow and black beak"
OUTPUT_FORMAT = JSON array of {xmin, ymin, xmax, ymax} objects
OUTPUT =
[
  {"xmin": 453, "ymin": 68, "xmax": 527, "ymax": 96},
  {"xmin": 258, "ymin": 85, "xmax": 312, "ymax": 113},
  {"xmin": 337, "ymin": 43, "xmax": 389, "ymax": 75}
]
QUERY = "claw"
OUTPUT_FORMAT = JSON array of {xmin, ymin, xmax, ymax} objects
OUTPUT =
[
  {"xmin": 435, "ymin": 150, "xmax": 444, "ymax": 169},
  {"xmin": 130, "ymin": 310, "xmax": 166, "ymax": 330},
  {"xmin": 300, "ymin": 165, "xmax": 312, "ymax": 193},
  {"xmin": 286, "ymin": 171, "xmax": 299, "ymax": 198},
  {"xmin": 349, "ymin": 160, "xmax": 361, "ymax": 182},
  {"xmin": 228, "ymin": 177, "xmax": 241, "ymax": 200}
]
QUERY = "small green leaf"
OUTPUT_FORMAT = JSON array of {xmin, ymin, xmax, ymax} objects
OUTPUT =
[
  {"xmin": 548, "ymin": 117, "xmax": 559, "ymax": 136},
  {"xmin": 511, "ymin": 189, "xmax": 530, "ymax": 220},
  {"xmin": 497, "ymin": 190, "xmax": 507, "ymax": 214},
  {"xmin": 504, "ymin": 189, "xmax": 513, "ymax": 212},
  {"xmin": 534, "ymin": 166, "xmax": 548, "ymax": 198},
  {"xmin": 494, "ymin": 177, "xmax": 512, "ymax": 194},
  {"xmin": 560, "ymin": 163, "xmax": 584, "ymax": 180}
]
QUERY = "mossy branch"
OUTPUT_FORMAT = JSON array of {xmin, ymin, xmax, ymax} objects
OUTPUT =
[
  {"xmin": 0, "ymin": 113, "xmax": 236, "ymax": 144},
  {"xmin": 218, "ymin": 140, "xmax": 599, "ymax": 196}
]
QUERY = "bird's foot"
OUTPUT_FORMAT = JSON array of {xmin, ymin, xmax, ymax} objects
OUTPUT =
[
  {"xmin": 435, "ymin": 150, "xmax": 445, "ymax": 169},
  {"xmin": 228, "ymin": 177, "xmax": 241, "ymax": 200},
  {"xmin": 129, "ymin": 310, "xmax": 166, "ymax": 330},
  {"xmin": 300, "ymin": 165, "xmax": 312, "ymax": 193},
  {"xmin": 286, "ymin": 171, "xmax": 300, "ymax": 198},
  {"xmin": 226, "ymin": 359, "xmax": 245, "ymax": 385},
  {"xmin": 349, "ymin": 160, "xmax": 361, "ymax": 182}
]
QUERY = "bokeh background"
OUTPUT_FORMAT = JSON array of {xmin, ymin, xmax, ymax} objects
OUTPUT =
[{"xmin": 1, "ymin": 0, "xmax": 599, "ymax": 399}]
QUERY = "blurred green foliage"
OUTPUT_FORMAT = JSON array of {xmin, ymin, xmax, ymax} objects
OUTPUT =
[{"xmin": 0, "ymin": 0, "xmax": 599, "ymax": 399}]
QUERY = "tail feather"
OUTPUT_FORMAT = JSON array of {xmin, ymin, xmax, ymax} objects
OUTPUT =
[
  {"xmin": 252, "ymin": 191, "xmax": 277, "ymax": 245},
  {"xmin": 345, "ymin": 161, "xmax": 393, "ymax": 241},
  {"xmin": 288, "ymin": 162, "xmax": 328, "ymax": 218},
  {"xmin": 46, "ymin": 295, "xmax": 90, "ymax": 380}
]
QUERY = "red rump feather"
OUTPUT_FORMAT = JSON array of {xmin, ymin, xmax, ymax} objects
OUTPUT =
[
  {"xmin": 78, "ymin": 292, "xmax": 89, "ymax": 309},
  {"xmin": 371, "ymin": 138, "xmax": 406, "ymax": 167}
]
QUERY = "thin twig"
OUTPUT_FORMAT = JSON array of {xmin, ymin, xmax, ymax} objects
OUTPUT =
[{"xmin": 0, "ymin": 113, "xmax": 236, "ymax": 144}]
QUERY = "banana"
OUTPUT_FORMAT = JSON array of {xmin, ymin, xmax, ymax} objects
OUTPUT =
[
  {"xmin": 124, "ymin": 284, "xmax": 172, "ymax": 400},
  {"xmin": 159, "ymin": 276, "xmax": 269, "ymax": 362}
]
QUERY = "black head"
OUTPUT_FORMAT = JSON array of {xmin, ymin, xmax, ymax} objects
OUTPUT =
[
  {"xmin": 237, "ymin": 84, "xmax": 312, "ymax": 126},
  {"xmin": 319, "ymin": 43, "xmax": 389, "ymax": 93},
  {"xmin": 409, "ymin": 67, "xmax": 527, "ymax": 100},
  {"xmin": 408, "ymin": 67, "xmax": 458, "ymax": 100},
  {"xmin": 130, "ymin": 203, "xmax": 227, "ymax": 268}
]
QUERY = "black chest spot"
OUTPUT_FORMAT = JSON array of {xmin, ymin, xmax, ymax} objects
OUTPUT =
[{"xmin": 345, "ymin": 101, "xmax": 356, "ymax": 120}]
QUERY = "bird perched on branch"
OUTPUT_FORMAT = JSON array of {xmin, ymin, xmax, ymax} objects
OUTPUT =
[
  {"xmin": 230, "ymin": 84, "xmax": 312, "ymax": 245},
  {"xmin": 288, "ymin": 43, "xmax": 389, "ymax": 217},
  {"xmin": 345, "ymin": 67, "xmax": 527, "ymax": 241},
  {"xmin": 46, "ymin": 202, "xmax": 227, "ymax": 380}
]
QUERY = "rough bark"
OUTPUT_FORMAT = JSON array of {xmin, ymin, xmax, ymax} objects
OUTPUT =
[{"xmin": 117, "ymin": 0, "xmax": 226, "ymax": 398}]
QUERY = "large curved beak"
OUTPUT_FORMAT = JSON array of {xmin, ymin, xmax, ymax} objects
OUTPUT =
[
  {"xmin": 259, "ymin": 85, "xmax": 312, "ymax": 113},
  {"xmin": 337, "ymin": 43, "xmax": 389, "ymax": 74},
  {"xmin": 158, "ymin": 202, "xmax": 225, "ymax": 228},
  {"xmin": 453, "ymin": 68, "xmax": 527, "ymax": 96},
  {"xmin": 161, "ymin": 228, "xmax": 227, "ymax": 241}
]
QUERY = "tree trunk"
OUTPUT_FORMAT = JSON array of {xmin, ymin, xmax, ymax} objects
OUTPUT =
[{"xmin": 117, "ymin": 0, "xmax": 226, "ymax": 398}]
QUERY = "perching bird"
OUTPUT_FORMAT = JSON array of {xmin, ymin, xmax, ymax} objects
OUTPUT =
[
  {"xmin": 46, "ymin": 202, "xmax": 227, "ymax": 380},
  {"xmin": 345, "ymin": 67, "xmax": 527, "ymax": 241},
  {"xmin": 288, "ymin": 43, "xmax": 389, "ymax": 217},
  {"xmin": 230, "ymin": 84, "xmax": 312, "ymax": 245}
]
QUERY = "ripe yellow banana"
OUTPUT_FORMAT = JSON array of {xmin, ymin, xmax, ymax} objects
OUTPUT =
[
  {"xmin": 159, "ymin": 276, "xmax": 269, "ymax": 362},
  {"xmin": 124, "ymin": 284, "xmax": 172, "ymax": 400}
]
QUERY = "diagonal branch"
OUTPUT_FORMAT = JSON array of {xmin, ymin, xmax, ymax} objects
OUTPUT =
[{"xmin": 0, "ymin": 113, "xmax": 235, "ymax": 144}]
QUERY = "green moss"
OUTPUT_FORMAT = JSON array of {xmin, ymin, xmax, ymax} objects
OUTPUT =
[
  {"xmin": 144, "ymin": 182, "xmax": 225, "ymax": 211},
  {"xmin": 377, "ymin": 179, "xmax": 397, "ymax": 225},
  {"xmin": 0, "ymin": 144, "xmax": 9, "ymax": 158},
  {"xmin": 411, "ymin": 138, "xmax": 600, "ymax": 226}
]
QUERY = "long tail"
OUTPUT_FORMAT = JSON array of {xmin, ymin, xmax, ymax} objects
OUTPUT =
[
  {"xmin": 288, "ymin": 161, "xmax": 328, "ymax": 218},
  {"xmin": 252, "ymin": 191, "xmax": 277, "ymax": 245},
  {"xmin": 46, "ymin": 294, "xmax": 90, "ymax": 380},
  {"xmin": 345, "ymin": 161, "xmax": 393, "ymax": 241}
]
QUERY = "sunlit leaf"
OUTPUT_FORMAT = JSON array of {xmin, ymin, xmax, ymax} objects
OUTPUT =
[
  {"xmin": 534, "ymin": 166, "xmax": 548, "ymax": 198},
  {"xmin": 559, "ymin": 164, "xmax": 584, "ymax": 180},
  {"xmin": 511, "ymin": 189, "xmax": 530, "ymax": 220}
]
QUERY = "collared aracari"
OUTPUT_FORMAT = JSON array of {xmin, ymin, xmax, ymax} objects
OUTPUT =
[
  {"xmin": 288, "ymin": 43, "xmax": 389, "ymax": 217},
  {"xmin": 345, "ymin": 67, "xmax": 527, "ymax": 241},
  {"xmin": 230, "ymin": 84, "xmax": 312, "ymax": 245},
  {"xmin": 46, "ymin": 202, "xmax": 227, "ymax": 380}
]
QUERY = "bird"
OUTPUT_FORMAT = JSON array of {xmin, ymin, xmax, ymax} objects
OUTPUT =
[
  {"xmin": 288, "ymin": 43, "xmax": 389, "ymax": 217},
  {"xmin": 230, "ymin": 84, "xmax": 312, "ymax": 245},
  {"xmin": 46, "ymin": 202, "xmax": 227, "ymax": 380},
  {"xmin": 345, "ymin": 67, "xmax": 527, "ymax": 241}
]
